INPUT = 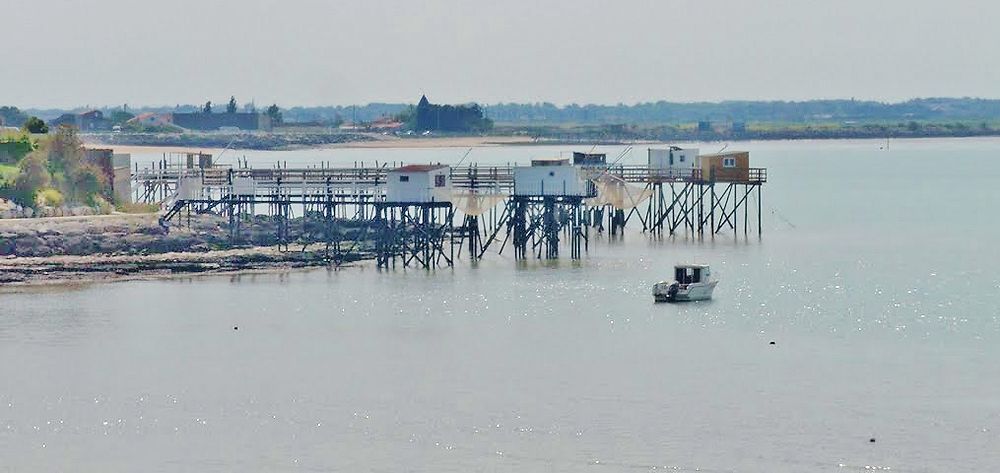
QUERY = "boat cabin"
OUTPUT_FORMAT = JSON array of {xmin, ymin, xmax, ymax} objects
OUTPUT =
[{"xmin": 675, "ymin": 264, "xmax": 711, "ymax": 285}]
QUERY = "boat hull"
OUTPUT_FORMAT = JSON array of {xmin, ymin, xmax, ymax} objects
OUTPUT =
[{"xmin": 653, "ymin": 280, "xmax": 717, "ymax": 303}]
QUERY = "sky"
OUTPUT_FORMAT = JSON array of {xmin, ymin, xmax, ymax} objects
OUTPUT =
[{"xmin": 3, "ymin": 0, "xmax": 999, "ymax": 108}]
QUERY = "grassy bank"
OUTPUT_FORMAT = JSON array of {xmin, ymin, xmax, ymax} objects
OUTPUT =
[{"xmin": 0, "ymin": 163, "xmax": 16, "ymax": 187}]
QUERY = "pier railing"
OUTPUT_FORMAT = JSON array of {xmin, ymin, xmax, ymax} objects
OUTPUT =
[
  {"xmin": 602, "ymin": 165, "xmax": 767, "ymax": 184},
  {"xmin": 133, "ymin": 163, "xmax": 766, "ymax": 201}
]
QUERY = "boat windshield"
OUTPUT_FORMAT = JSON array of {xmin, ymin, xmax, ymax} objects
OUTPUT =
[
  {"xmin": 675, "ymin": 266, "xmax": 705, "ymax": 284},
  {"xmin": 674, "ymin": 266, "xmax": 708, "ymax": 284}
]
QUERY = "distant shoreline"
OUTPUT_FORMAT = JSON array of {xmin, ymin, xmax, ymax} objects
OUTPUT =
[{"xmin": 84, "ymin": 130, "xmax": 1000, "ymax": 153}]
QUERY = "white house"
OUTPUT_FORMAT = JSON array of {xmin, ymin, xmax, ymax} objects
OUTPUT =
[
  {"xmin": 513, "ymin": 157, "xmax": 590, "ymax": 197},
  {"xmin": 648, "ymin": 147, "xmax": 700, "ymax": 178},
  {"xmin": 386, "ymin": 164, "xmax": 452, "ymax": 203}
]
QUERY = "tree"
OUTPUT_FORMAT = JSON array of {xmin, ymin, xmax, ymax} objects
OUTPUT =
[
  {"xmin": 110, "ymin": 110, "xmax": 135, "ymax": 125},
  {"xmin": 12, "ymin": 126, "xmax": 110, "ymax": 206},
  {"xmin": 227, "ymin": 96, "xmax": 238, "ymax": 114},
  {"xmin": 12, "ymin": 150, "xmax": 51, "ymax": 205},
  {"xmin": 1, "ymin": 106, "xmax": 29, "ymax": 128},
  {"xmin": 22, "ymin": 116, "xmax": 49, "ymax": 134},
  {"xmin": 203, "ymin": 101, "xmax": 213, "ymax": 114},
  {"xmin": 68, "ymin": 162, "xmax": 108, "ymax": 204},
  {"xmin": 266, "ymin": 104, "xmax": 283, "ymax": 124}
]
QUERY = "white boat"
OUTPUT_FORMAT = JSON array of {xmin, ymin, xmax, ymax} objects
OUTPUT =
[{"xmin": 653, "ymin": 264, "xmax": 717, "ymax": 302}]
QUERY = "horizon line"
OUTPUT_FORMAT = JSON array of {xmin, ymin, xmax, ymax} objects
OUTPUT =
[{"xmin": 12, "ymin": 95, "xmax": 1000, "ymax": 112}]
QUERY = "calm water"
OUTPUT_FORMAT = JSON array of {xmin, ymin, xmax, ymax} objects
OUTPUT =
[{"xmin": 3, "ymin": 138, "xmax": 1000, "ymax": 472}]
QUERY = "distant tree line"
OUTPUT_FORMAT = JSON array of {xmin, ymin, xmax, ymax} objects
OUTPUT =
[
  {"xmin": 484, "ymin": 98, "xmax": 1000, "ymax": 124},
  {"xmin": 394, "ymin": 96, "xmax": 492, "ymax": 132},
  {"xmin": 9, "ymin": 97, "xmax": 1000, "ymax": 128},
  {"xmin": 1, "ymin": 106, "xmax": 30, "ymax": 127}
]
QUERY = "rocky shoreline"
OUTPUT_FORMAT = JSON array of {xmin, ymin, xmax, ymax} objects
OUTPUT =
[
  {"xmin": 0, "ymin": 213, "xmax": 369, "ymax": 287},
  {"xmin": 0, "ymin": 247, "xmax": 358, "ymax": 287}
]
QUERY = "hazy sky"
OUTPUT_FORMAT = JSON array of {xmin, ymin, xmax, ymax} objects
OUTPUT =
[{"xmin": 5, "ymin": 0, "xmax": 999, "ymax": 108}]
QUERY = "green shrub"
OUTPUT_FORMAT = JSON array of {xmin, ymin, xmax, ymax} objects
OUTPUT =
[
  {"xmin": 36, "ymin": 187, "xmax": 64, "ymax": 207},
  {"xmin": 92, "ymin": 195, "xmax": 114, "ymax": 214}
]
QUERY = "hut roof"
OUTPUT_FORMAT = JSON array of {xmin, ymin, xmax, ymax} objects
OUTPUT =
[{"xmin": 394, "ymin": 164, "xmax": 448, "ymax": 173}]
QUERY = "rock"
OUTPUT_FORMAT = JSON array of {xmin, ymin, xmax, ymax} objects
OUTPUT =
[
  {"xmin": 62, "ymin": 235, "xmax": 96, "ymax": 255},
  {"xmin": 101, "ymin": 224, "xmax": 129, "ymax": 234},
  {"xmin": 0, "ymin": 238, "xmax": 14, "ymax": 255},
  {"xmin": 96, "ymin": 238, "xmax": 124, "ymax": 255},
  {"xmin": 189, "ymin": 243, "xmax": 212, "ymax": 253},
  {"xmin": 14, "ymin": 236, "xmax": 45, "ymax": 255},
  {"xmin": 122, "ymin": 234, "xmax": 157, "ymax": 252},
  {"xmin": 14, "ymin": 242, "xmax": 53, "ymax": 257},
  {"xmin": 137, "ymin": 225, "xmax": 168, "ymax": 236}
]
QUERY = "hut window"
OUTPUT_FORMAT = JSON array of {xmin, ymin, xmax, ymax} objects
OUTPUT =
[
  {"xmin": 679, "ymin": 155, "xmax": 685, "ymax": 162},
  {"xmin": 434, "ymin": 174, "xmax": 446, "ymax": 187},
  {"xmin": 399, "ymin": 175, "xmax": 410, "ymax": 182},
  {"xmin": 723, "ymin": 157, "xmax": 736, "ymax": 168}
]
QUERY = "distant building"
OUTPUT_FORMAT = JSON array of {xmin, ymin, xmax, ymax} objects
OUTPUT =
[
  {"xmin": 128, "ymin": 113, "xmax": 174, "ymax": 128},
  {"xmin": 50, "ymin": 110, "xmax": 112, "ymax": 131},
  {"xmin": 371, "ymin": 116, "xmax": 404, "ymax": 132},
  {"xmin": 732, "ymin": 121, "xmax": 746, "ymax": 133},
  {"xmin": 697, "ymin": 121, "xmax": 713, "ymax": 133},
  {"xmin": 171, "ymin": 112, "xmax": 272, "ymax": 132}
]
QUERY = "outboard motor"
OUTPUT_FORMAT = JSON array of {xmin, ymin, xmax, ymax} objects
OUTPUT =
[{"xmin": 667, "ymin": 281, "xmax": 680, "ymax": 299}]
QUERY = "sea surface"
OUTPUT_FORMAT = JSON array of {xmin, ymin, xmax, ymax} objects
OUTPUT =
[{"xmin": 2, "ymin": 138, "xmax": 1000, "ymax": 472}]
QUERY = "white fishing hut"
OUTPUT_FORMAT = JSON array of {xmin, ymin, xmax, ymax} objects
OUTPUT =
[
  {"xmin": 386, "ymin": 164, "xmax": 452, "ymax": 203},
  {"xmin": 648, "ymin": 146, "xmax": 700, "ymax": 179},
  {"xmin": 513, "ymin": 157, "xmax": 591, "ymax": 197}
]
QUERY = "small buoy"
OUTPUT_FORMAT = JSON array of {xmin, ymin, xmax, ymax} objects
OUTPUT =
[
  {"xmin": 233, "ymin": 326, "xmax": 238, "ymax": 330},
  {"xmin": 768, "ymin": 341, "xmax": 776, "ymax": 345},
  {"xmin": 869, "ymin": 438, "xmax": 876, "ymax": 443}
]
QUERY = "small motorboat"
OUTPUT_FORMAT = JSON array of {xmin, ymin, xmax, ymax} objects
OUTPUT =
[{"xmin": 653, "ymin": 264, "xmax": 717, "ymax": 302}]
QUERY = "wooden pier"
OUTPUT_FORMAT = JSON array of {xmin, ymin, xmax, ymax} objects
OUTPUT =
[{"xmin": 141, "ymin": 159, "xmax": 766, "ymax": 268}]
